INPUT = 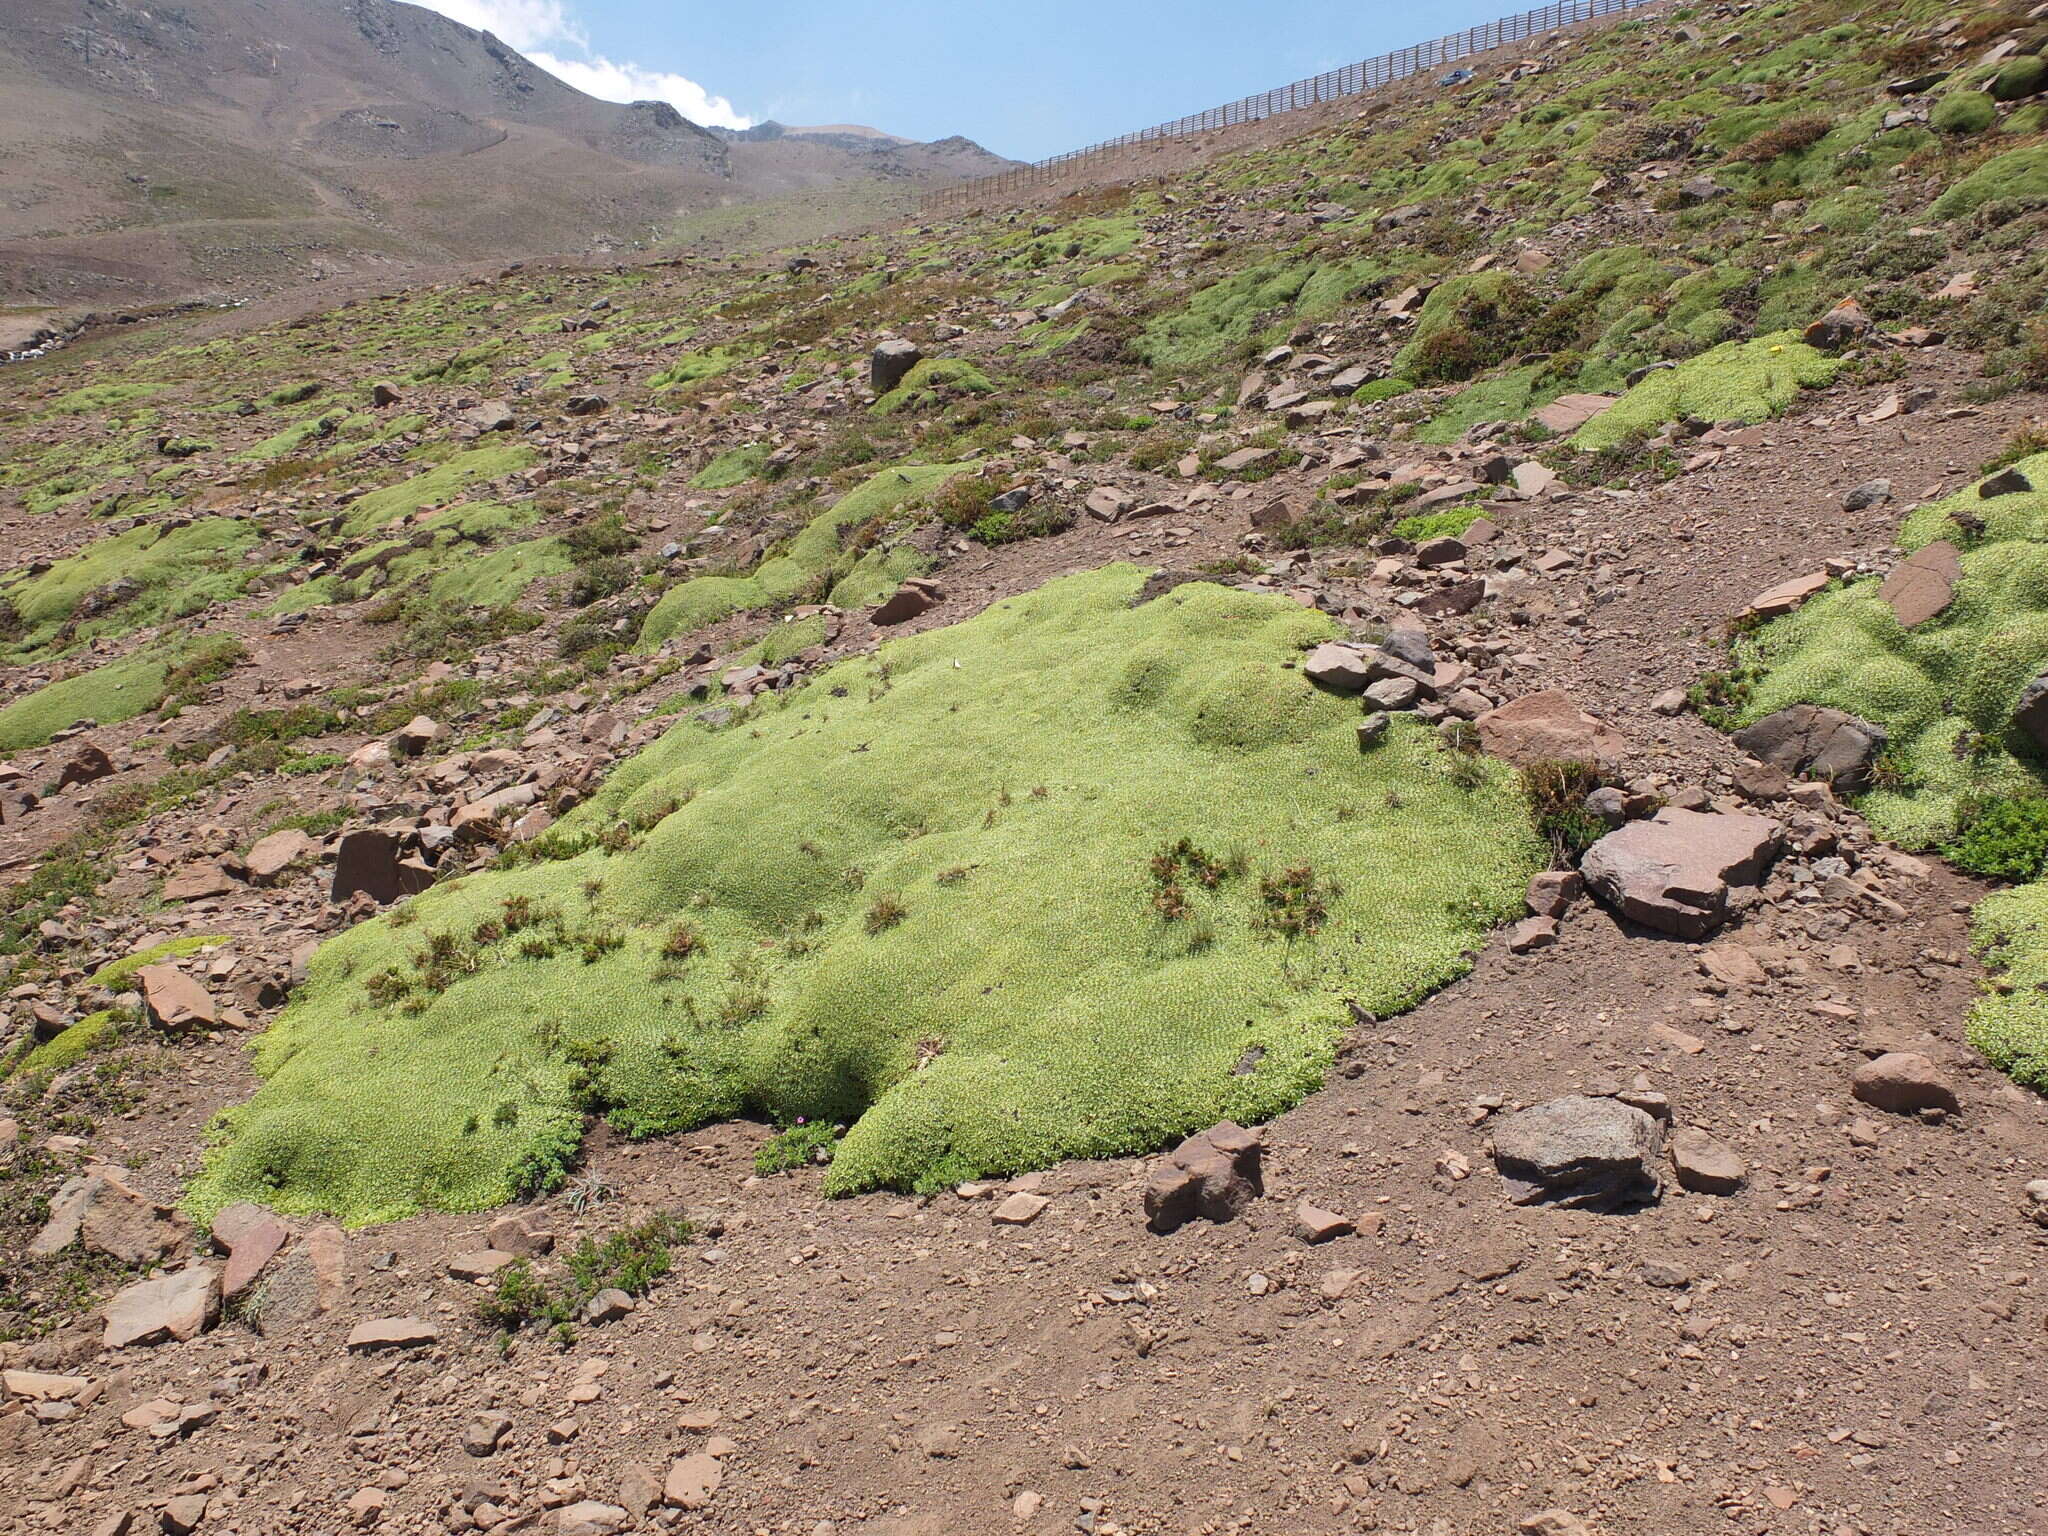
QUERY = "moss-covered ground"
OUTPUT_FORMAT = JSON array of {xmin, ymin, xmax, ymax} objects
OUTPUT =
[
  {"xmin": 190, "ymin": 567, "xmax": 1541, "ymax": 1223},
  {"xmin": 1732, "ymin": 454, "xmax": 2048, "ymax": 1096}
]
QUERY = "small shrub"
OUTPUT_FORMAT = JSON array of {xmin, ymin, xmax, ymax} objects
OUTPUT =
[
  {"xmin": 1733, "ymin": 115, "xmax": 1832, "ymax": 163},
  {"xmin": 1520, "ymin": 761, "xmax": 1608, "ymax": 864},
  {"xmin": 1947, "ymin": 798, "xmax": 2048, "ymax": 881},
  {"xmin": 1257, "ymin": 863, "xmax": 1334, "ymax": 940},
  {"xmin": 864, "ymin": 893, "xmax": 908, "ymax": 934},
  {"xmin": 660, "ymin": 921, "xmax": 702, "ymax": 961}
]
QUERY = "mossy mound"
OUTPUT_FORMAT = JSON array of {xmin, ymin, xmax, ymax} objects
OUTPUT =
[
  {"xmin": 637, "ymin": 462, "xmax": 968, "ymax": 649},
  {"xmin": 1732, "ymin": 456, "xmax": 2048, "ymax": 1100},
  {"xmin": 1, "ymin": 517, "xmax": 261, "ymax": 659},
  {"xmin": 1738, "ymin": 455, "xmax": 2048, "ymax": 848},
  {"xmin": 190, "ymin": 566, "xmax": 1542, "ymax": 1224},
  {"xmin": 1931, "ymin": 91, "xmax": 1997, "ymax": 136},
  {"xmin": 870, "ymin": 360, "xmax": 994, "ymax": 416},
  {"xmin": 0, "ymin": 655, "xmax": 170, "ymax": 752},
  {"xmin": 339, "ymin": 446, "xmax": 537, "ymax": 536},
  {"xmin": 1932, "ymin": 144, "xmax": 2048, "ymax": 220},
  {"xmin": 1571, "ymin": 333, "xmax": 1841, "ymax": 452}
]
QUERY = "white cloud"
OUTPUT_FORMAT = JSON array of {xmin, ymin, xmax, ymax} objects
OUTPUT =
[
  {"xmin": 416, "ymin": 0, "xmax": 582, "ymax": 53},
  {"xmin": 529, "ymin": 50, "xmax": 752, "ymax": 130},
  {"xmin": 412, "ymin": 0, "xmax": 751, "ymax": 129}
]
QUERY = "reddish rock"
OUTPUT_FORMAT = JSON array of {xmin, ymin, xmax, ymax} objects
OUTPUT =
[
  {"xmin": 102, "ymin": 1266, "xmax": 219, "ymax": 1348},
  {"xmin": 1143, "ymin": 1121, "xmax": 1264, "ymax": 1235},
  {"xmin": 1304, "ymin": 642, "xmax": 1372, "ymax": 693},
  {"xmin": 1804, "ymin": 298, "xmax": 1873, "ymax": 350},
  {"xmin": 162, "ymin": 865, "xmax": 235, "ymax": 902},
  {"xmin": 1529, "ymin": 394, "xmax": 1615, "ymax": 435},
  {"xmin": 331, "ymin": 828, "xmax": 407, "ymax": 904},
  {"xmin": 56, "ymin": 744, "xmax": 115, "ymax": 791},
  {"xmin": 1508, "ymin": 916, "xmax": 1559, "ymax": 953},
  {"xmin": 243, "ymin": 829, "xmax": 314, "ymax": 886},
  {"xmin": 664, "ymin": 1452, "xmax": 724, "ymax": 1509},
  {"xmin": 1293, "ymin": 1200, "xmax": 1354, "ymax": 1243},
  {"xmin": 345, "ymin": 1316, "xmax": 440, "ymax": 1352},
  {"xmin": 1668, "ymin": 1127, "xmax": 1746, "ymax": 1195},
  {"xmin": 1580, "ymin": 808, "xmax": 1780, "ymax": 939},
  {"xmin": 1851, "ymin": 1051, "xmax": 1960, "ymax": 1116},
  {"xmin": 1475, "ymin": 690, "xmax": 1628, "ymax": 769},
  {"xmin": 1744, "ymin": 571, "xmax": 1829, "ymax": 618},
  {"xmin": 487, "ymin": 1215, "xmax": 556, "ymax": 1256},
  {"xmin": 137, "ymin": 965, "xmax": 218, "ymax": 1031},
  {"xmin": 1526, "ymin": 870, "xmax": 1583, "ymax": 918},
  {"xmin": 1731, "ymin": 705, "xmax": 1888, "ymax": 794},
  {"xmin": 1878, "ymin": 540, "xmax": 1961, "ymax": 627},
  {"xmin": 870, "ymin": 580, "xmax": 941, "ymax": 626},
  {"xmin": 211, "ymin": 1204, "xmax": 292, "ymax": 1300},
  {"xmin": 32, "ymin": 1168, "xmax": 187, "ymax": 1263}
]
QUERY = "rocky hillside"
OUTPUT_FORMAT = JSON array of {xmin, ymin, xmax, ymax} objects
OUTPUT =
[
  {"xmin": 0, "ymin": 0, "xmax": 1012, "ymax": 311},
  {"xmin": 1, "ymin": 0, "xmax": 2047, "ymax": 1533}
]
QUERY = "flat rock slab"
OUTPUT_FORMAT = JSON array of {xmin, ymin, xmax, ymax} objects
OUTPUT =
[
  {"xmin": 345, "ymin": 1316, "xmax": 440, "ymax": 1352},
  {"xmin": 1475, "ymin": 690, "xmax": 1627, "ymax": 769},
  {"xmin": 1744, "ymin": 571, "xmax": 1829, "ymax": 618},
  {"xmin": 1668, "ymin": 1127, "xmax": 1746, "ymax": 1195},
  {"xmin": 1529, "ymin": 393, "xmax": 1615, "ymax": 434},
  {"xmin": 1580, "ymin": 808, "xmax": 1781, "ymax": 939},
  {"xmin": 1492, "ymin": 1095, "xmax": 1664, "ymax": 1209},
  {"xmin": 1878, "ymin": 540, "xmax": 1960, "ymax": 627},
  {"xmin": 103, "ymin": 1266, "xmax": 219, "ymax": 1348},
  {"xmin": 137, "ymin": 965, "xmax": 217, "ymax": 1031}
]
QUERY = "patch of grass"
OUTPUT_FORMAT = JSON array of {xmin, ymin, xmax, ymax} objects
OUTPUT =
[
  {"xmin": 477, "ymin": 1210, "xmax": 690, "ymax": 1340},
  {"xmin": 90, "ymin": 936, "xmax": 228, "ymax": 991},
  {"xmin": 7, "ymin": 1010, "xmax": 124, "ymax": 1081},
  {"xmin": 0, "ymin": 518, "xmax": 261, "ymax": 659},
  {"xmin": 1931, "ymin": 91, "xmax": 1997, "ymax": 136},
  {"xmin": 1391, "ymin": 506, "xmax": 1484, "ymax": 542},
  {"xmin": 340, "ymin": 446, "xmax": 538, "ymax": 536},
  {"xmin": 1969, "ymin": 882, "xmax": 2048, "ymax": 1091},
  {"xmin": 190, "ymin": 565, "xmax": 1540, "ymax": 1222},
  {"xmin": 692, "ymin": 443, "xmax": 771, "ymax": 489},
  {"xmin": 1932, "ymin": 144, "xmax": 2048, "ymax": 221}
]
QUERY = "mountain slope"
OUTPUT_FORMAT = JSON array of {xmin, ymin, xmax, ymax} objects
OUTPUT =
[{"xmin": 0, "ymin": 0, "xmax": 1014, "ymax": 306}]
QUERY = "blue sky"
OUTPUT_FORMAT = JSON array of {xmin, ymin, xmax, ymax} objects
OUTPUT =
[{"xmin": 414, "ymin": 0, "xmax": 1521, "ymax": 159}]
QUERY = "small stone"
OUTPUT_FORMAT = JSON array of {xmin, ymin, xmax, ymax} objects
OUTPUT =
[
  {"xmin": 103, "ymin": 1266, "xmax": 219, "ymax": 1348},
  {"xmin": 1669, "ymin": 1128, "xmax": 1746, "ymax": 1195},
  {"xmin": 160, "ymin": 1495, "xmax": 209, "ymax": 1535},
  {"xmin": 991, "ymin": 1192, "xmax": 1049, "ymax": 1225},
  {"xmin": 582, "ymin": 1288, "xmax": 635, "ymax": 1325},
  {"xmin": 1143, "ymin": 1121, "xmax": 1263, "ymax": 1234},
  {"xmin": 464, "ymin": 1412, "xmax": 512, "ymax": 1456},
  {"xmin": 1293, "ymin": 1200, "xmax": 1354, "ymax": 1243},
  {"xmin": 556, "ymin": 1501, "xmax": 630, "ymax": 1536},
  {"xmin": 1508, "ymin": 916, "xmax": 1558, "ymax": 953}
]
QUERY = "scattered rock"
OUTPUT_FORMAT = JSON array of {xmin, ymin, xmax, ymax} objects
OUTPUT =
[
  {"xmin": 1143, "ymin": 1121, "xmax": 1263, "ymax": 1234},
  {"xmin": 556, "ymin": 1501, "xmax": 630, "ymax": 1536},
  {"xmin": 870, "ymin": 579, "xmax": 940, "ymax": 625},
  {"xmin": 1527, "ymin": 870, "xmax": 1582, "ymax": 918},
  {"xmin": 1304, "ymin": 642, "xmax": 1373, "ymax": 693},
  {"xmin": 1294, "ymin": 1200, "xmax": 1354, "ymax": 1243},
  {"xmin": 1843, "ymin": 478, "xmax": 1892, "ymax": 510},
  {"xmin": 57, "ymin": 743, "xmax": 115, "ymax": 791},
  {"xmin": 1981, "ymin": 465, "xmax": 2033, "ymax": 498},
  {"xmin": 344, "ymin": 1316, "xmax": 440, "ymax": 1352},
  {"xmin": 243, "ymin": 828, "xmax": 314, "ymax": 886},
  {"xmin": 32, "ymin": 1168, "xmax": 188, "ymax": 1264},
  {"xmin": 1491, "ymin": 1096, "xmax": 1663, "ymax": 1209},
  {"xmin": 137, "ymin": 965, "xmax": 218, "ymax": 1031},
  {"xmin": 665, "ymin": 1452, "xmax": 723, "ymax": 1508},
  {"xmin": 1668, "ymin": 1127, "xmax": 1746, "ymax": 1195},
  {"xmin": 1580, "ymin": 808, "xmax": 1781, "ymax": 938},
  {"xmin": 583, "ymin": 1288, "xmax": 635, "ymax": 1325},
  {"xmin": 1508, "ymin": 915, "xmax": 1559, "ymax": 952},
  {"xmin": 870, "ymin": 339, "xmax": 922, "ymax": 395},
  {"xmin": 1804, "ymin": 299, "xmax": 1873, "ymax": 350},
  {"xmin": 1744, "ymin": 570, "xmax": 1830, "ymax": 618},
  {"xmin": 1528, "ymin": 395, "xmax": 1615, "ymax": 435},
  {"xmin": 991, "ymin": 1191, "xmax": 1049, "ymax": 1225},
  {"xmin": 1851, "ymin": 1051, "xmax": 1960, "ymax": 1116}
]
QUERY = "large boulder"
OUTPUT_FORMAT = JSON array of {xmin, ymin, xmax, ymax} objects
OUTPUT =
[
  {"xmin": 1731, "ymin": 705, "xmax": 1888, "ymax": 794},
  {"xmin": 1143, "ymin": 1121, "xmax": 1264, "ymax": 1234},
  {"xmin": 1579, "ymin": 808, "xmax": 1780, "ymax": 938},
  {"xmin": 1491, "ymin": 1095, "xmax": 1664, "ymax": 1209},
  {"xmin": 1474, "ymin": 690, "xmax": 1627, "ymax": 769}
]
